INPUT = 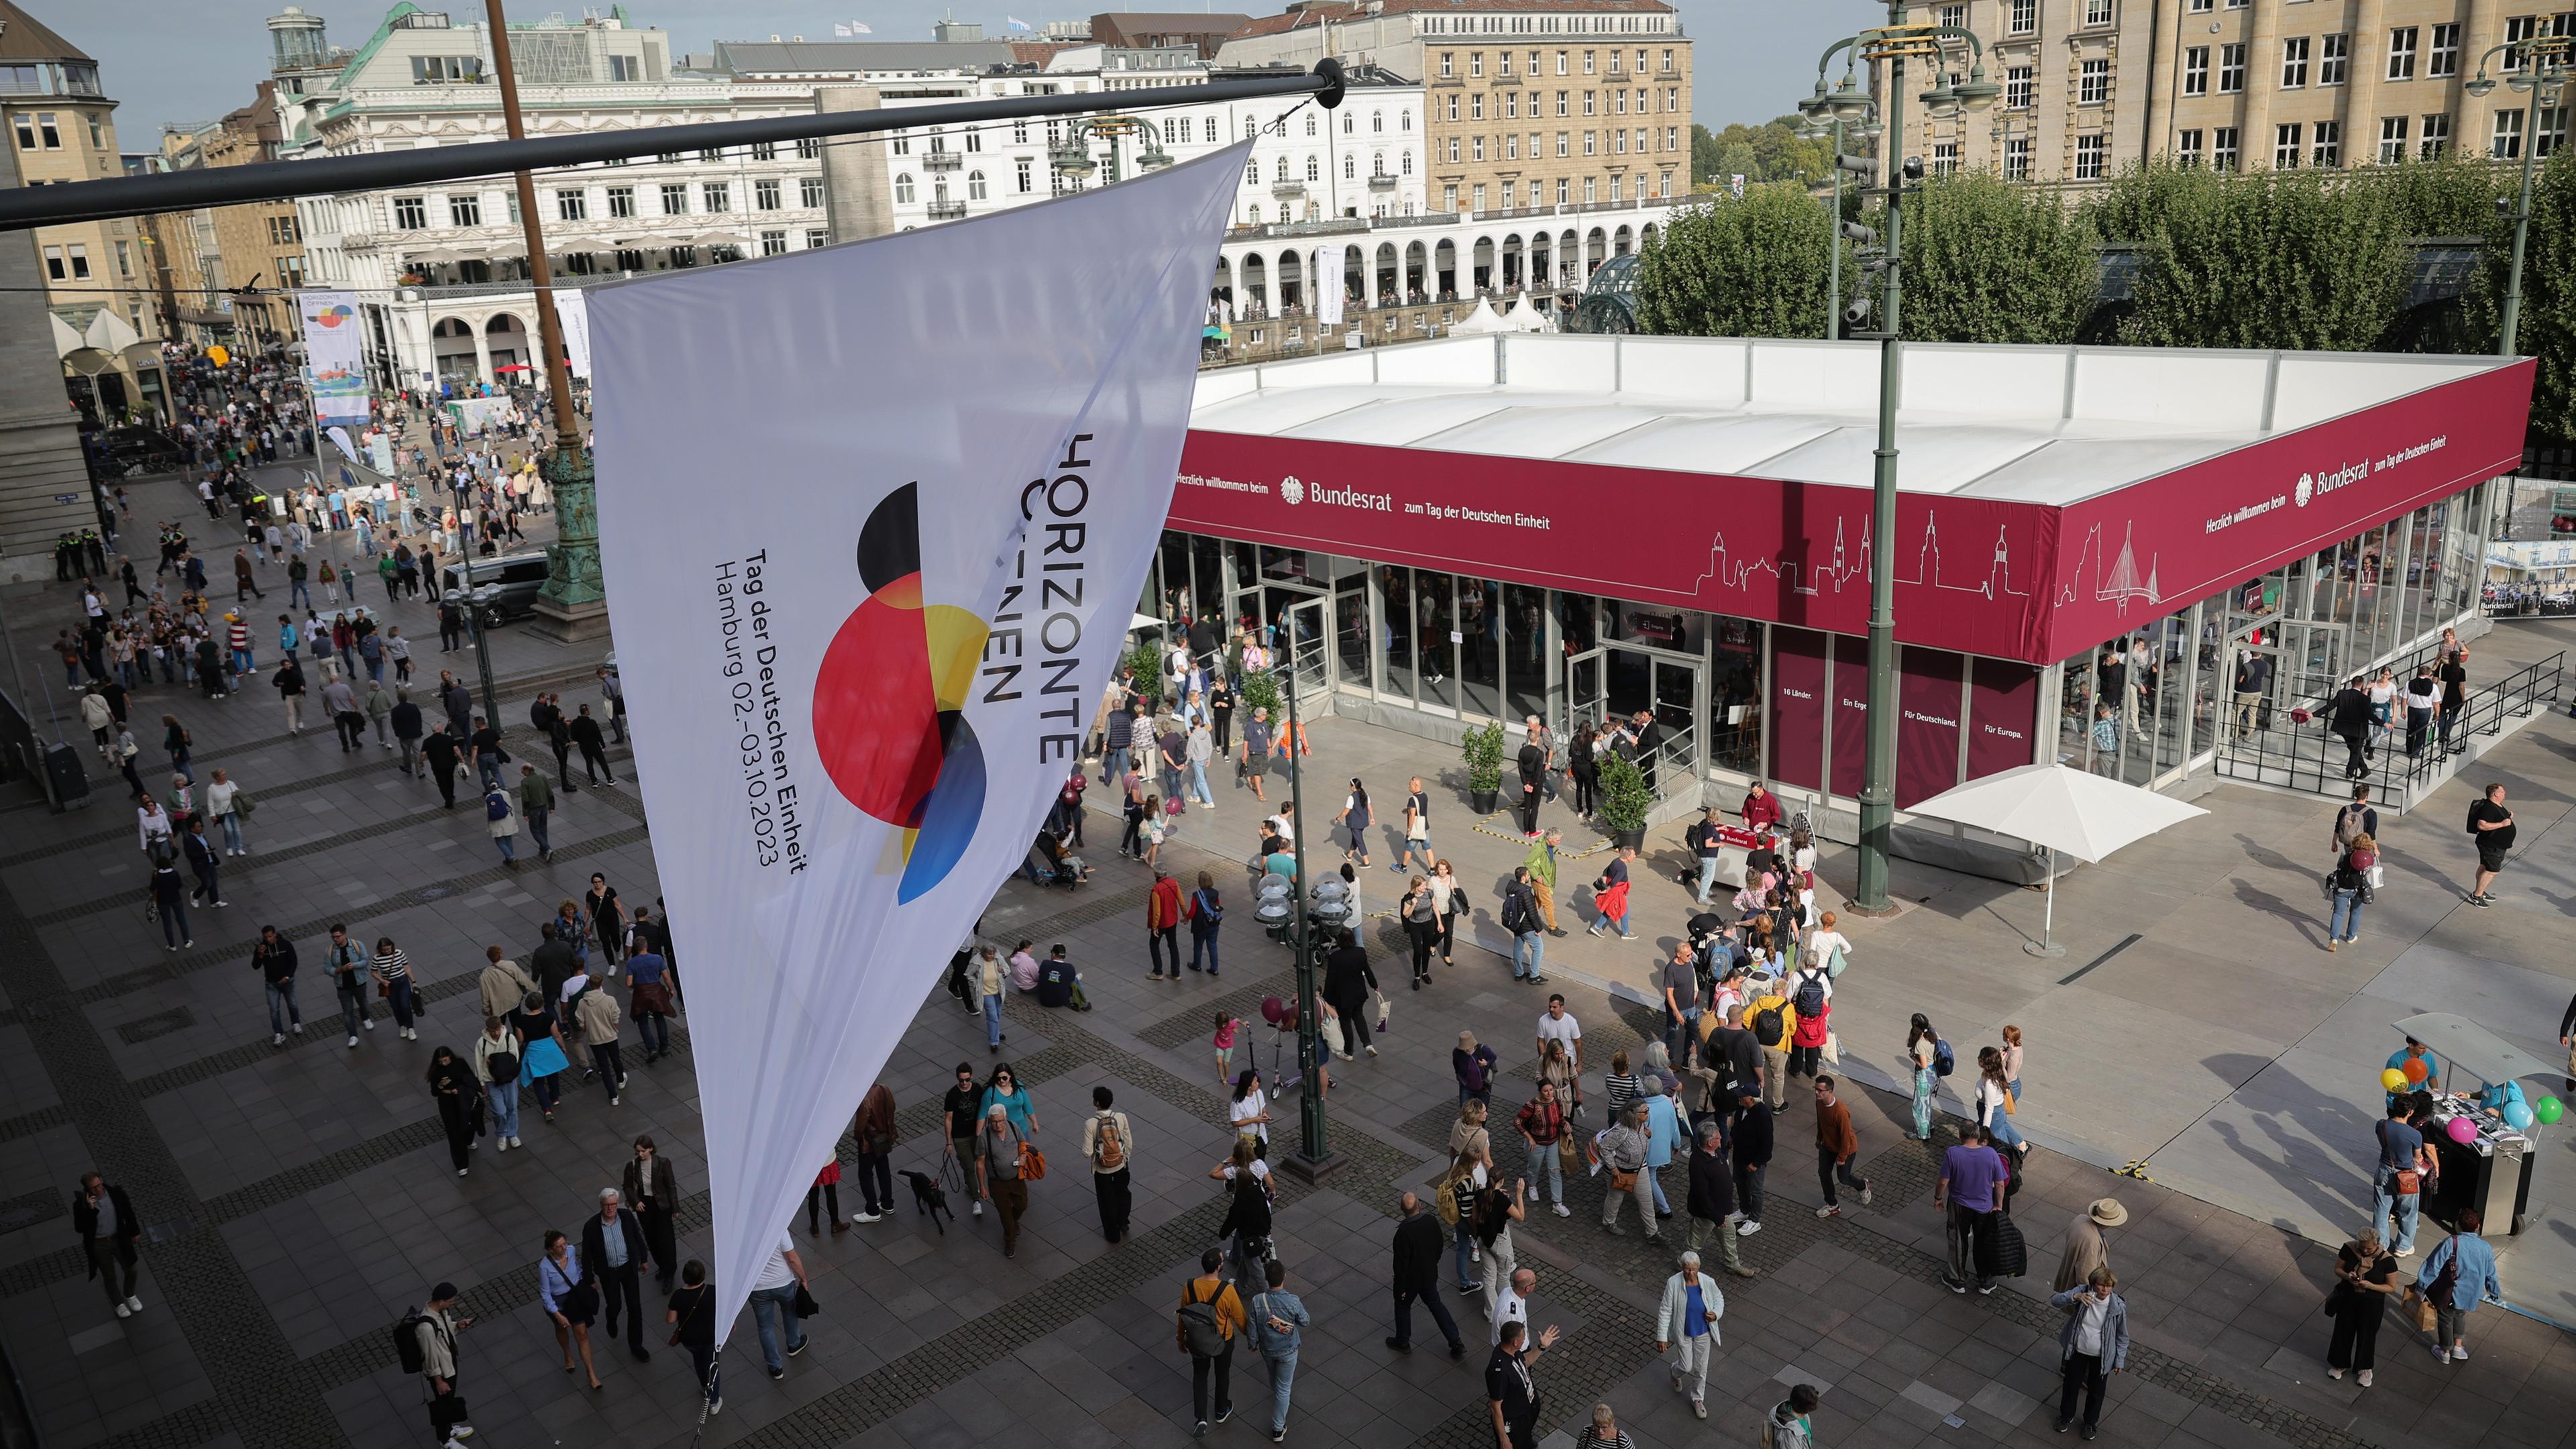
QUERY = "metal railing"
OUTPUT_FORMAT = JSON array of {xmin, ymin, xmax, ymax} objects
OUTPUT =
[{"xmin": 2212, "ymin": 651, "xmax": 2562, "ymax": 808}]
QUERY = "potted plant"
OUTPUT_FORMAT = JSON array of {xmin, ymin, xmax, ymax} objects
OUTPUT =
[
  {"xmin": 1236, "ymin": 667, "xmax": 1285, "ymax": 720},
  {"xmin": 1124, "ymin": 639, "xmax": 1165, "ymax": 710},
  {"xmin": 1597, "ymin": 751, "xmax": 1652, "ymax": 850},
  {"xmin": 1462, "ymin": 720, "xmax": 1506, "ymax": 814}
]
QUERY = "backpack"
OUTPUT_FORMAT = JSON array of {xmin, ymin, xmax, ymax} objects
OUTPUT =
[
  {"xmin": 486, "ymin": 792, "xmax": 510, "ymax": 822},
  {"xmin": 1501, "ymin": 888, "xmax": 1533, "ymax": 935},
  {"xmin": 1093, "ymin": 1112, "xmax": 1126, "ymax": 1172},
  {"xmin": 1792, "ymin": 969, "xmax": 1827, "ymax": 1020},
  {"xmin": 2465, "ymin": 800, "xmax": 2484, "ymax": 837},
  {"xmin": 1434, "ymin": 1170, "xmax": 1464, "ymax": 1225},
  {"xmin": 1193, "ymin": 890, "xmax": 1223, "ymax": 926},
  {"xmin": 392, "ymin": 1308, "xmax": 437, "ymax": 1375},
  {"xmin": 1931, "ymin": 1038, "xmax": 1956, "ymax": 1078},
  {"xmin": 2335, "ymin": 805, "xmax": 2369, "ymax": 848},
  {"xmin": 1178, "ymin": 1283, "xmax": 1228, "ymax": 1358},
  {"xmin": 1753, "ymin": 1005, "xmax": 1784, "ymax": 1044},
  {"xmin": 486, "ymin": 1050, "xmax": 518, "ymax": 1081}
]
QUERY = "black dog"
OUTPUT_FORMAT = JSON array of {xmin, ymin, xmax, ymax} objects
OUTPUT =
[{"xmin": 897, "ymin": 1169, "xmax": 954, "ymax": 1234}]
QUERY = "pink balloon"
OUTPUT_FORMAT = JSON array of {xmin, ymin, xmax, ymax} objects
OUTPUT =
[{"xmin": 2447, "ymin": 1116, "xmax": 2479, "ymax": 1144}]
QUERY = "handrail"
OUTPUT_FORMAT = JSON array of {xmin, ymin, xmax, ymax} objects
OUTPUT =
[{"xmin": 2214, "ymin": 651, "xmax": 2562, "ymax": 805}]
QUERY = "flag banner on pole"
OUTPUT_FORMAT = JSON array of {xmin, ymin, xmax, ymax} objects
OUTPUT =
[
  {"xmin": 1314, "ymin": 244, "xmax": 1345, "ymax": 327},
  {"xmin": 833, "ymin": 21, "xmax": 851, "ymax": 34},
  {"xmin": 555, "ymin": 288, "xmax": 594, "ymax": 378},
  {"xmin": 1007, "ymin": 15, "xmax": 1031, "ymax": 29},
  {"xmin": 297, "ymin": 290, "xmax": 370, "ymax": 426},
  {"xmin": 586, "ymin": 142, "xmax": 1248, "ymax": 1342},
  {"xmin": 851, "ymin": 19, "xmax": 873, "ymax": 32}
]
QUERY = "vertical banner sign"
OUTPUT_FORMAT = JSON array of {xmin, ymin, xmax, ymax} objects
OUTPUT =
[
  {"xmin": 1768, "ymin": 627, "xmax": 1825, "ymax": 792},
  {"xmin": 587, "ymin": 144, "xmax": 1249, "ymax": 1343},
  {"xmin": 1965, "ymin": 657, "xmax": 2041, "ymax": 782},
  {"xmin": 1829, "ymin": 637, "xmax": 1869, "ymax": 802},
  {"xmin": 555, "ymin": 287, "xmax": 594, "ymax": 379},
  {"xmin": 296, "ymin": 289, "xmax": 370, "ymax": 426},
  {"xmin": 1315, "ymin": 244, "xmax": 1345, "ymax": 328},
  {"xmin": 1893, "ymin": 647, "xmax": 1965, "ymax": 810}
]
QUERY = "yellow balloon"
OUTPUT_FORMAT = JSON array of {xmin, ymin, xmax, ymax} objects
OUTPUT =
[
  {"xmin": 2380, "ymin": 1068, "xmax": 2408, "ymax": 1091},
  {"xmin": 207, "ymin": 345, "xmax": 230, "ymax": 368}
]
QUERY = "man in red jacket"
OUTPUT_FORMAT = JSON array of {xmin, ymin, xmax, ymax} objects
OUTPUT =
[{"xmin": 1146, "ymin": 869, "xmax": 1183, "ymax": 981}]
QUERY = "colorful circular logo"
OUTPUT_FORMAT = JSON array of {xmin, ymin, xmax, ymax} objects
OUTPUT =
[
  {"xmin": 813, "ymin": 484, "xmax": 990, "ymax": 903},
  {"xmin": 311, "ymin": 303, "xmax": 355, "ymax": 329}
]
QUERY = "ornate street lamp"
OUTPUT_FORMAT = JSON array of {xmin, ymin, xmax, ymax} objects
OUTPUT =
[{"xmin": 2465, "ymin": 35, "xmax": 2571, "ymax": 357}]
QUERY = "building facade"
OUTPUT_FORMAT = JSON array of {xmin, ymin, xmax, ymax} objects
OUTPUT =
[
  {"xmin": 5, "ymin": 0, "xmax": 168, "ymax": 423},
  {"xmin": 192, "ymin": 82, "xmax": 307, "ymax": 347},
  {"xmin": 1218, "ymin": 0, "xmax": 1695, "ymax": 216},
  {"xmin": 1909, "ymin": 0, "xmax": 2572, "ymax": 186}
]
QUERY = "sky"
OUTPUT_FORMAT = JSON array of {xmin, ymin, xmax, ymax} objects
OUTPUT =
[{"xmin": 71, "ymin": 0, "xmax": 1870, "ymax": 146}]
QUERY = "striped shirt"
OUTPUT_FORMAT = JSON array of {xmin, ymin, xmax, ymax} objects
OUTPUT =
[{"xmin": 370, "ymin": 947, "xmax": 411, "ymax": 985}]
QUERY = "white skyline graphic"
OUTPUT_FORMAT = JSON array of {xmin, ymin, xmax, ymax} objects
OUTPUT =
[{"xmin": 1684, "ymin": 511, "xmax": 2163, "ymax": 616}]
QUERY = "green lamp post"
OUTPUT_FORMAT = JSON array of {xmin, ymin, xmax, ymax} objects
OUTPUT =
[
  {"xmin": 1805, "ymin": 4, "xmax": 1998, "ymax": 914},
  {"xmin": 2465, "ymin": 35, "xmax": 2571, "ymax": 358}
]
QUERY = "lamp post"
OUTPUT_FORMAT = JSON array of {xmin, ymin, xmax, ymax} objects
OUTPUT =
[
  {"xmin": 1050, "ymin": 115, "xmax": 1175, "ymax": 191},
  {"xmin": 1277, "ymin": 656, "xmax": 1341, "ymax": 1183},
  {"xmin": 2465, "ymin": 36, "xmax": 2571, "ymax": 358},
  {"xmin": 1800, "ymin": 4, "xmax": 1996, "ymax": 914},
  {"xmin": 484, "ymin": 0, "xmax": 609, "ymax": 643}
]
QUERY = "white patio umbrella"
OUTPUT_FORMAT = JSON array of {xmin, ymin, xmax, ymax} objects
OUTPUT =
[{"xmin": 1904, "ymin": 763, "xmax": 2207, "ymax": 957}]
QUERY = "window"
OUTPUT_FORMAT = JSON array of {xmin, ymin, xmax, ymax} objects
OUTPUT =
[
  {"xmin": 1439, "ymin": 52, "xmax": 1453, "ymax": 78},
  {"xmin": 1497, "ymin": 50, "xmax": 1512, "ymax": 76},
  {"xmin": 2320, "ymin": 34, "xmax": 2348, "ymax": 85},
  {"xmin": 85, "ymin": 113, "xmax": 102, "ymax": 148},
  {"xmin": 2219, "ymin": 42, "xmax": 2246, "ymax": 93},
  {"xmin": 2281, "ymin": 36, "xmax": 2309, "ymax": 89},
  {"xmin": 895, "ymin": 173, "xmax": 915, "ymax": 205},
  {"xmin": 657, "ymin": 151, "xmax": 681, "ymax": 164},
  {"xmin": 65, "ymin": 242, "xmax": 88, "ymax": 280},
  {"xmin": 1555, "ymin": 176, "xmax": 1568, "ymax": 204},
  {"xmin": 1932, "ymin": 141, "xmax": 1960, "ymax": 176},
  {"xmin": 702, "ymin": 182, "xmax": 730, "ymax": 212},
  {"xmin": 409, "ymin": 55, "xmax": 482, "ymax": 83},
  {"xmin": 2212, "ymin": 125, "xmax": 2240, "ymax": 170},
  {"xmin": 1584, "ymin": 131, "xmax": 1597, "ymax": 155},
  {"xmin": 615, "ymin": 248, "xmax": 646, "ymax": 271},
  {"xmin": 2084, "ymin": 0, "xmax": 2113, "ymax": 25},
  {"xmin": 2428, "ymin": 23, "xmax": 2459, "ymax": 78},
  {"xmin": 761, "ymin": 229, "xmax": 788, "ymax": 256},
  {"xmin": 551, "ymin": 188, "xmax": 583, "ymax": 220},
  {"xmin": 800, "ymin": 177, "xmax": 824, "ymax": 207},
  {"xmin": 10, "ymin": 114, "xmax": 30, "ymax": 150},
  {"xmin": 2274, "ymin": 122, "xmax": 2302, "ymax": 168},
  {"xmin": 1307, "ymin": 154, "xmax": 1321, "ymax": 179},
  {"xmin": 2541, "ymin": 107, "xmax": 2570, "ymax": 160},
  {"xmin": 1584, "ymin": 91, "xmax": 1596, "ymax": 115},
  {"xmin": 2377, "ymin": 115, "xmax": 2409, "ymax": 163},
  {"xmin": 1556, "ymin": 50, "xmax": 1568, "ymax": 74},
  {"xmin": 2005, "ymin": 134, "xmax": 2032, "ymax": 180},
  {"xmin": 1661, "ymin": 48, "xmax": 1673, "ymax": 72},
  {"xmin": 2312, "ymin": 119, "xmax": 2342, "ymax": 167},
  {"xmin": 2075, "ymin": 133, "xmax": 2106, "ymax": 179},
  {"xmin": 2010, "ymin": 0, "xmax": 2037, "ymax": 35},
  {"xmin": 699, "ymin": 147, "xmax": 724, "ymax": 163},
  {"xmin": 797, "ymin": 136, "xmax": 822, "ymax": 159},
  {"xmin": 1444, "ymin": 183, "xmax": 1458, "ymax": 210},
  {"xmin": 1939, "ymin": 4, "xmax": 1964, "ymax": 26},
  {"xmin": 1403, "ymin": 149, "xmax": 1415, "ymax": 172},
  {"xmin": 1556, "ymin": 131, "xmax": 1569, "ymax": 157},
  {"xmin": 1583, "ymin": 176, "xmax": 1597, "ymax": 203},
  {"xmin": 2492, "ymin": 108, "xmax": 2524, "ymax": 160},
  {"xmin": 749, "ymin": 140, "xmax": 776, "ymax": 162},
  {"xmin": 1345, "ymin": 153, "xmax": 1357, "ymax": 178},
  {"xmin": 439, "ymin": 192, "xmax": 473, "ymax": 225},
  {"xmin": 968, "ymin": 170, "xmax": 987, "ymax": 201},
  {"xmin": 1470, "ymin": 52, "xmax": 1483, "ymax": 77},
  {"xmin": 1017, "ymin": 158, "xmax": 1033, "ymax": 193},
  {"xmin": 2387, "ymin": 27, "xmax": 2416, "ymax": 81},
  {"xmin": 604, "ymin": 52, "xmax": 640, "ymax": 83},
  {"xmin": 1556, "ymin": 91, "xmax": 1568, "ymax": 116},
  {"xmin": 755, "ymin": 178, "xmax": 782, "ymax": 211},
  {"xmin": 659, "ymin": 182, "xmax": 688, "ymax": 215},
  {"xmin": 1205, "ymin": 118, "xmax": 1218, "ymax": 142},
  {"xmin": 394, "ymin": 195, "xmax": 428, "ymax": 228},
  {"xmin": 2420, "ymin": 112, "xmax": 2450, "ymax": 156},
  {"xmin": 2190, "ymin": 0, "xmax": 2213, "ymax": 9},
  {"xmin": 1471, "ymin": 93, "xmax": 1484, "ymax": 120},
  {"xmin": 2006, "ymin": 66, "xmax": 2034, "ymax": 109},
  {"xmin": 40, "ymin": 244, "xmax": 60, "ymax": 280},
  {"xmin": 1584, "ymin": 50, "xmax": 1596, "ymax": 74},
  {"xmin": 806, "ymin": 229, "xmax": 827, "ymax": 249},
  {"xmin": 2178, "ymin": 128, "xmax": 2204, "ymax": 166},
  {"xmin": 607, "ymin": 185, "xmax": 635, "ymax": 217},
  {"xmin": 2080, "ymin": 58, "xmax": 2108, "ymax": 105},
  {"xmin": 1472, "ymin": 183, "xmax": 1486, "ymax": 209},
  {"xmin": 2184, "ymin": 46, "xmax": 2210, "ymax": 95},
  {"xmin": 1472, "ymin": 136, "xmax": 1485, "ymax": 161}
]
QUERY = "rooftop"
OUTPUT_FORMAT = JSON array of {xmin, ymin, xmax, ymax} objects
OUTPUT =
[
  {"xmin": 1190, "ymin": 334, "xmax": 2513, "ymax": 509},
  {"xmin": 0, "ymin": 0, "xmax": 89, "ymax": 63},
  {"xmin": 1229, "ymin": 0, "xmax": 1675, "ymax": 40}
]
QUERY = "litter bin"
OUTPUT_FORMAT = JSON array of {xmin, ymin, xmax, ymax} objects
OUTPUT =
[{"xmin": 44, "ymin": 742, "xmax": 91, "ymax": 812}]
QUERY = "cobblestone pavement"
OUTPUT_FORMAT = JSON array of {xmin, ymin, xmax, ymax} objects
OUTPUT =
[{"xmin": 3, "ymin": 471, "xmax": 2571, "ymax": 1448}]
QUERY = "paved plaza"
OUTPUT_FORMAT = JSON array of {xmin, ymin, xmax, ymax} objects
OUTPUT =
[{"xmin": 3, "ymin": 465, "xmax": 2576, "ymax": 1449}]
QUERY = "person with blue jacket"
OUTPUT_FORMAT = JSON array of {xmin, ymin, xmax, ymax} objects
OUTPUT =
[
  {"xmin": 1247, "ymin": 1257, "xmax": 1311, "ymax": 1443},
  {"xmin": 2051, "ymin": 1267, "xmax": 2129, "ymax": 1439},
  {"xmin": 2418, "ymin": 1208, "xmax": 2504, "ymax": 1364},
  {"xmin": 1644, "ymin": 1079, "xmax": 1688, "ymax": 1219}
]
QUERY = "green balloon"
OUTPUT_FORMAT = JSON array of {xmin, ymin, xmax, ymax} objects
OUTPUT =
[{"xmin": 2539, "ymin": 1096, "xmax": 2565, "ymax": 1125}]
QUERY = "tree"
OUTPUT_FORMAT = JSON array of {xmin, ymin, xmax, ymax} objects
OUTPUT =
[
  {"xmin": 1896, "ymin": 171, "xmax": 2097, "ymax": 345},
  {"xmin": 2104, "ymin": 163, "xmax": 2414, "ymax": 352},
  {"xmin": 1691, "ymin": 117, "xmax": 1833, "ymax": 189},
  {"xmin": 1633, "ymin": 183, "xmax": 1841, "ymax": 339},
  {"xmin": 2502, "ymin": 148, "xmax": 2576, "ymax": 442}
]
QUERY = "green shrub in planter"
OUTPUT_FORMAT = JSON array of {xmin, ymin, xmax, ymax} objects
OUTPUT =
[
  {"xmin": 1461, "ymin": 721, "xmax": 1506, "ymax": 811},
  {"xmin": 1237, "ymin": 668, "xmax": 1285, "ymax": 718},
  {"xmin": 1597, "ymin": 751, "xmax": 1652, "ymax": 835},
  {"xmin": 1125, "ymin": 639, "xmax": 1166, "ymax": 707}
]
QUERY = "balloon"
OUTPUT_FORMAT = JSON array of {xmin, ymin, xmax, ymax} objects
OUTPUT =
[
  {"xmin": 2447, "ymin": 1116, "xmax": 2479, "ymax": 1144},
  {"xmin": 2506, "ymin": 1102, "xmax": 2535, "ymax": 1131},
  {"xmin": 207, "ymin": 344, "xmax": 229, "ymax": 367},
  {"xmin": 2381, "ymin": 1069, "xmax": 2409, "ymax": 1091},
  {"xmin": 2540, "ymin": 1097, "xmax": 2565, "ymax": 1125},
  {"xmin": 2402, "ymin": 1057, "xmax": 2430, "ymax": 1083}
]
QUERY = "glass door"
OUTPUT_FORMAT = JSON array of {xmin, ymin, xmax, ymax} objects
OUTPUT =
[
  {"xmin": 1285, "ymin": 596, "xmax": 1330, "ymax": 712},
  {"xmin": 1564, "ymin": 647, "xmax": 1607, "ymax": 737},
  {"xmin": 1652, "ymin": 656, "xmax": 1702, "ymax": 784}
]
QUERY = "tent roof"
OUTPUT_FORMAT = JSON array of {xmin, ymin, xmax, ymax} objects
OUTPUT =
[
  {"xmin": 1189, "ymin": 335, "xmax": 2515, "ymax": 510},
  {"xmin": 2393, "ymin": 1012, "xmax": 2561, "ymax": 1087}
]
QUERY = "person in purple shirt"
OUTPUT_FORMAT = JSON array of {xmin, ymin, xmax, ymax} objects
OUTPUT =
[{"xmin": 1935, "ymin": 1122, "xmax": 2009, "ymax": 1295}]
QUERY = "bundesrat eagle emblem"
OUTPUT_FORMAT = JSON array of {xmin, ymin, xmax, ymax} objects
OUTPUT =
[
  {"xmin": 2294, "ymin": 472, "xmax": 2314, "ymax": 508},
  {"xmin": 1278, "ymin": 475, "xmax": 1305, "ymax": 506}
]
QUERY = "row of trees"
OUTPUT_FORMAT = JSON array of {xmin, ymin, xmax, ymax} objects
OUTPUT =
[
  {"xmin": 1689, "ymin": 118, "xmax": 1834, "ymax": 190},
  {"xmin": 1634, "ymin": 152, "xmax": 2576, "ymax": 441}
]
